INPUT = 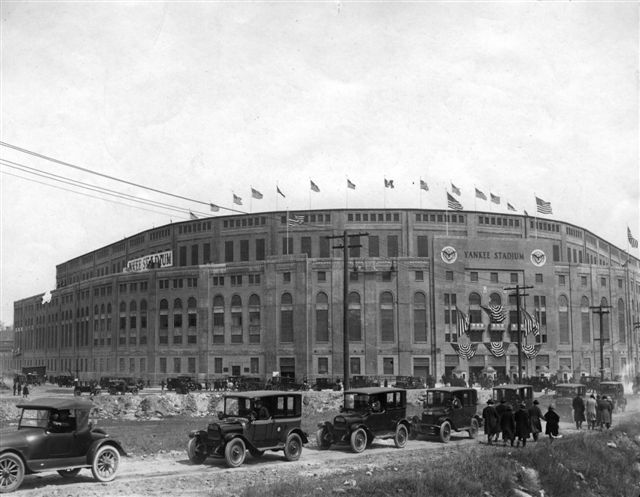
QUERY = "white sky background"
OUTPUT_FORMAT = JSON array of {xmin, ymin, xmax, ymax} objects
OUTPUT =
[{"xmin": 1, "ymin": 1, "xmax": 638, "ymax": 325}]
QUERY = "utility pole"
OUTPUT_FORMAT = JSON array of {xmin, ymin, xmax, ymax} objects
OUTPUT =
[
  {"xmin": 327, "ymin": 231, "xmax": 368, "ymax": 391},
  {"xmin": 590, "ymin": 304, "xmax": 612, "ymax": 381},
  {"xmin": 505, "ymin": 284, "xmax": 534, "ymax": 384}
]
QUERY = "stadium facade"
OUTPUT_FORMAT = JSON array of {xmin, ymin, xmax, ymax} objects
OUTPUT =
[{"xmin": 12, "ymin": 209, "xmax": 640, "ymax": 384}]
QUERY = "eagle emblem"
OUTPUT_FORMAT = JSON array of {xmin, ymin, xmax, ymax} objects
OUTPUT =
[
  {"xmin": 440, "ymin": 246, "xmax": 458, "ymax": 264},
  {"xmin": 530, "ymin": 249, "xmax": 546, "ymax": 267}
]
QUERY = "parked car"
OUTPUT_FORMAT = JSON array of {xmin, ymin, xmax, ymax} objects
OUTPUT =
[
  {"xmin": 107, "ymin": 380, "xmax": 138, "ymax": 395},
  {"xmin": 187, "ymin": 391, "xmax": 308, "ymax": 468},
  {"xmin": 167, "ymin": 376, "xmax": 201, "ymax": 393},
  {"xmin": 316, "ymin": 387, "xmax": 410, "ymax": 453},
  {"xmin": 410, "ymin": 387, "xmax": 481, "ymax": 443},
  {"xmin": 553, "ymin": 383, "xmax": 586, "ymax": 419},
  {"xmin": 0, "ymin": 396, "xmax": 126, "ymax": 493},
  {"xmin": 73, "ymin": 381, "xmax": 102, "ymax": 396},
  {"xmin": 598, "ymin": 381, "xmax": 627, "ymax": 412},
  {"xmin": 492, "ymin": 384, "xmax": 534, "ymax": 411}
]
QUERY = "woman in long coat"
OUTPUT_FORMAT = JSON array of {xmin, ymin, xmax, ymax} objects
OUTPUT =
[
  {"xmin": 528, "ymin": 399, "xmax": 543, "ymax": 441},
  {"xmin": 572, "ymin": 394, "xmax": 585, "ymax": 429},
  {"xmin": 514, "ymin": 403, "xmax": 531, "ymax": 447},
  {"xmin": 585, "ymin": 394, "xmax": 597, "ymax": 430},
  {"xmin": 598, "ymin": 395, "xmax": 612, "ymax": 429},
  {"xmin": 543, "ymin": 405, "xmax": 560, "ymax": 441},
  {"xmin": 482, "ymin": 399, "xmax": 500, "ymax": 444},
  {"xmin": 500, "ymin": 404, "xmax": 516, "ymax": 446}
]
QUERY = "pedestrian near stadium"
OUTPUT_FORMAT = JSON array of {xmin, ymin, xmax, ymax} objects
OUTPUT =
[
  {"xmin": 585, "ymin": 394, "xmax": 597, "ymax": 430},
  {"xmin": 482, "ymin": 399, "xmax": 500, "ymax": 445},
  {"xmin": 528, "ymin": 400, "xmax": 543, "ymax": 441},
  {"xmin": 543, "ymin": 406, "xmax": 560, "ymax": 442},
  {"xmin": 572, "ymin": 393, "xmax": 585, "ymax": 430},
  {"xmin": 500, "ymin": 404, "xmax": 516, "ymax": 447}
]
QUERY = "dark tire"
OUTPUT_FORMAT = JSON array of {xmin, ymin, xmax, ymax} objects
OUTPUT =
[
  {"xmin": 316, "ymin": 428, "xmax": 331, "ymax": 449},
  {"xmin": 284, "ymin": 433, "xmax": 303, "ymax": 461},
  {"xmin": 91, "ymin": 445, "xmax": 120, "ymax": 482},
  {"xmin": 58, "ymin": 468, "xmax": 82, "ymax": 478},
  {"xmin": 187, "ymin": 437, "xmax": 208, "ymax": 464},
  {"xmin": 439, "ymin": 421, "xmax": 452, "ymax": 443},
  {"xmin": 469, "ymin": 418, "xmax": 479, "ymax": 439},
  {"xmin": 394, "ymin": 424, "xmax": 408, "ymax": 448},
  {"xmin": 350, "ymin": 428, "xmax": 367, "ymax": 453},
  {"xmin": 0, "ymin": 453, "xmax": 25, "ymax": 493},
  {"xmin": 224, "ymin": 438, "xmax": 246, "ymax": 468}
]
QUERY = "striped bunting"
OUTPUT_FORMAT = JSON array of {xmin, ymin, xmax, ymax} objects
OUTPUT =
[
  {"xmin": 485, "ymin": 342, "xmax": 506, "ymax": 357},
  {"xmin": 455, "ymin": 307, "xmax": 470, "ymax": 337},
  {"xmin": 522, "ymin": 343, "xmax": 542, "ymax": 359},
  {"xmin": 451, "ymin": 342, "xmax": 478, "ymax": 360},
  {"xmin": 481, "ymin": 304, "xmax": 506, "ymax": 323}
]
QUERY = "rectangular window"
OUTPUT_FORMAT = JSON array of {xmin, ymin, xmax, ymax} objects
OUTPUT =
[
  {"xmin": 301, "ymin": 237, "xmax": 312, "ymax": 258},
  {"xmin": 173, "ymin": 357, "xmax": 181, "ymax": 373},
  {"xmin": 191, "ymin": 244, "xmax": 199, "ymax": 265},
  {"xmin": 417, "ymin": 236, "xmax": 428, "ymax": 257},
  {"xmin": 188, "ymin": 357, "xmax": 196, "ymax": 374},
  {"xmin": 350, "ymin": 357, "xmax": 361, "ymax": 375},
  {"xmin": 490, "ymin": 272, "xmax": 498, "ymax": 283},
  {"xmin": 319, "ymin": 237, "xmax": 330, "ymax": 258},
  {"xmin": 250, "ymin": 357, "xmax": 259, "ymax": 374},
  {"xmin": 283, "ymin": 272, "xmax": 291, "ymax": 283},
  {"xmin": 214, "ymin": 358, "xmax": 223, "ymax": 374},
  {"xmin": 225, "ymin": 241, "xmax": 234, "ymax": 262},
  {"xmin": 240, "ymin": 239, "xmax": 249, "ymax": 261},
  {"xmin": 159, "ymin": 357, "xmax": 167, "ymax": 373},
  {"xmin": 535, "ymin": 273, "xmax": 543, "ymax": 284},
  {"xmin": 256, "ymin": 239, "xmax": 265, "ymax": 261},
  {"xmin": 318, "ymin": 357, "xmax": 329, "ymax": 375},
  {"xmin": 179, "ymin": 246, "xmax": 187, "ymax": 266},
  {"xmin": 581, "ymin": 275, "xmax": 588, "ymax": 286},
  {"xmin": 553, "ymin": 245, "xmax": 560, "ymax": 262},
  {"xmin": 559, "ymin": 275, "xmax": 566, "ymax": 286},
  {"xmin": 445, "ymin": 271, "xmax": 453, "ymax": 281},
  {"xmin": 282, "ymin": 237, "xmax": 293, "ymax": 255},
  {"xmin": 387, "ymin": 235, "xmax": 399, "ymax": 257},
  {"xmin": 600, "ymin": 277, "xmax": 607, "ymax": 287},
  {"xmin": 510, "ymin": 273, "xmax": 518, "ymax": 284},
  {"xmin": 317, "ymin": 271, "xmax": 326, "ymax": 282},
  {"xmin": 383, "ymin": 357, "xmax": 394, "ymax": 375},
  {"xmin": 368, "ymin": 236, "xmax": 379, "ymax": 257},
  {"xmin": 470, "ymin": 272, "xmax": 478, "ymax": 282},
  {"xmin": 203, "ymin": 243, "xmax": 211, "ymax": 263},
  {"xmin": 415, "ymin": 271, "xmax": 424, "ymax": 281}
]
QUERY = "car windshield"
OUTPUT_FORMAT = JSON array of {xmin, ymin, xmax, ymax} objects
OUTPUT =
[
  {"xmin": 224, "ymin": 397, "xmax": 253, "ymax": 417},
  {"xmin": 600, "ymin": 384, "xmax": 621, "ymax": 394},
  {"xmin": 494, "ymin": 389, "xmax": 523, "ymax": 403},
  {"xmin": 425, "ymin": 391, "xmax": 453, "ymax": 407},
  {"xmin": 19, "ymin": 408, "xmax": 50, "ymax": 429},
  {"xmin": 342, "ymin": 393, "xmax": 371, "ymax": 412},
  {"xmin": 556, "ymin": 386, "xmax": 582, "ymax": 397}
]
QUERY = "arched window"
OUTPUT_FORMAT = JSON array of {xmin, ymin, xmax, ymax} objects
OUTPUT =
[
  {"xmin": 469, "ymin": 292, "xmax": 482, "ymax": 324},
  {"xmin": 129, "ymin": 300, "xmax": 137, "ymax": 313},
  {"xmin": 600, "ymin": 297, "xmax": 609, "ymax": 339},
  {"xmin": 187, "ymin": 297, "xmax": 197, "ymax": 329},
  {"xmin": 489, "ymin": 293, "xmax": 501, "ymax": 306},
  {"xmin": 173, "ymin": 299, "xmax": 183, "ymax": 331},
  {"xmin": 129, "ymin": 300, "xmax": 138, "ymax": 331},
  {"xmin": 119, "ymin": 301, "xmax": 126, "ymax": 313},
  {"xmin": 280, "ymin": 293, "xmax": 294, "ymax": 343},
  {"xmin": 316, "ymin": 292, "xmax": 329, "ymax": 343},
  {"xmin": 231, "ymin": 295, "xmax": 243, "ymax": 343},
  {"xmin": 159, "ymin": 299, "xmax": 168, "ymax": 311},
  {"xmin": 348, "ymin": 292, "xmax": 362, "ymax": 342},
  {"xmin": 94, "ymin": 305, "xmax": 99, "ymax": 315},
  {"xmin": 558, "ymin": 295, "xmax": 569, "ymax": 344},
  {"xmin": 581, "ymin": 296, "xmax": 590, "ymax": 344},
  {"xmin": 119, "ymin": 301, "xmax": 127, "ymax": 331},
  {"xmin": 413, "ymin": 292, "xmax": 427, "ymax": 342},
  {"xmin": 139, "ymin": 299, "xmax": 148, "ymax": 344},
  {"xmin": 107, "ymin": 303, "xmax": 112, "ymax": 314},
  {"xmin": 380, "ymin": 291, "xmax": 394, "ymax": 342},
  {"xmin": 212, "ymin": 295, "xmax": 225, "ymax": 344},
  {"xmin": 249, "ymin": 294, "xmax": 261, "ymax": 343},
  {"xmin": 618, "ymin": 299, "xmax": 626, "ymax": 344}
]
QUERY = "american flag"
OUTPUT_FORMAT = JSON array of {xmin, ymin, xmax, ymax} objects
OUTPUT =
[
  {"xmin": 507, "ymin": 203, "xmax": 516, "ymax": 212},
  {"xmin": 384, "ymin": 178, "xmax": 394, "ymax": 188},
  {"xmin": 209, "ymin": 203, "xmax": 220, "ymax": 212},
  {"xmin": 447, "ymin": 192, "xmax": 463, "ymax": 211},
  {"xmin": 482, "ymin": 304, "xmax": 506, "ymax": 323},
  {"xmin": 277, "ymin": 186, "xmax": 286, "ymax": 198},
  {"xmin": 420, "ymin": 179, "xmax": 429, "ymax": 191},
  {"xmin": 189, "ymin": 211, "xmax": 198, "ymax": 220},
  {"xmin": 233, "ymin": 194, "xmax": 243, "ymax": 205},
  {"xmin": 451, "ymin": 182, "xmax": 461, "ymax": 196},
  {"xmin": 347, "ymin": 179, "xmax": 356, "ymax": 190},
  {"xmin": 310, "ymin": 180, "xmax": 320, "ymax": 192},
  {"xmin": 628, "ymin": 227, "xmax": 638, "ymax": 248},
  {"xmin": 455, "ymin": 307, "xmax": 470, "ymax": 337},
  {"xmin": 475, "ymin": 188, "xmax": 487, "ymax": 200},
  {"xmin": 490, "ymin": 193, "xmax": 500, "ymax": 204},
  {"xmin": 288, "ymin": 215, "xmax": 305, "ymax": 227},
  {"xmin": 535, "ymin": 196, "xmax": 552, "ymax": 214},
  {"xmin": 251, "ymin": 188, "xmax": 263, "ymax": 199},
  {"xmin": 522, "ymin": 310, "xmax": 539, "ymax": 336}
]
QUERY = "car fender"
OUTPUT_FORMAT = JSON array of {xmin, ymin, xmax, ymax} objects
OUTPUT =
[
  {"xmin": 395, "ymin": 419, "xmax": 411, "ymax": 431},
  {"xmin": 349, "ymin": 423, "xmax": 374, "ymax": 440},
  {"xmin": 86, "ymin": 439, "xmax": 127, "ymax": 464},
  {"xmin": 0, "ymin": 449, "xmax": 31, "ymax": 475},
  {"xmin": 189, "ymin": 429, "xmax": 208, "ymax": 439},
  {"xmin": 288, "ymin": 428, "xmax": 308, "ymax": 444}
]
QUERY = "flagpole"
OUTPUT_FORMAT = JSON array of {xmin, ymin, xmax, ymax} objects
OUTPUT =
[
  {"xmin": 275, "ymin": 184, "xmax": 279, "ymax": 213},
  {"xmin": 286, "ymin": 208, "xmax": 289, "ymax": 255},
  {"xmin": 445, "ymin": 189, "xmax": 449, "ymax": 237},
  {"xmin": 383, "ymin": 179, "xmax": 387, "ymax": 209},
  {"xmin": 249, "ymin": 186, "xmax": 253, "ymax": 214},
  {"xmin": 346, "ymin": 177, "xmax": 348, "ymax": 210},
  {"xmin": 419, "ymin": 177, "xmax": 422, "ymax": 210}
]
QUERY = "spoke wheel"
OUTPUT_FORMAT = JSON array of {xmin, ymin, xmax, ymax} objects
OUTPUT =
[
  {"xmin": 58, "ymin": 468, "xmax": 82, "ymax": 478},
  {"xmin": 187, "ymin": 437, "xmax": 208, "ymax": 464},
  {"xmin": 91, "ymin": 445, "xmax": 120, "ymax": 482},
  {"xmin": 439, "ymin": 421, "xmax": 452, "ymax": 443},
  {"xmin": 394, "ymin": 424, "xmax": 408, "ymax": 448},
  {"xmin": 350, "ymin": 428, "xmax": 367, "ymax": 453},
  {"xmin": 284, "ymin": 433, "xmax": 302, "ymax": 461},
  {"xmin": 224, "ymin": 438, "xmax": 246, "ymax": 468},
  {"xmin": 316, "ymin": 428, "xmax": 331, "ymax": 450},
  {"xmin": 468, "ymin": 418, "xmax": 479, "ymax": 439},
  {"xmin": 0, "ymin": 453, "xmax": 25, "ymax": 493}
]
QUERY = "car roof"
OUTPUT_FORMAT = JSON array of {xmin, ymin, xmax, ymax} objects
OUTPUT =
[
  {"xmin": 426, "ymin": 387, "xmax": 475, "ymax": 393},
  {"xmin": 17, "ymin": 396, "xmax": 94, "ymax": 410},
  {"xmin": 599, "ymin": 382, "xmax": 623, "ymax": 386},
  {"xmin": 224, "ymin": 390, "xmax": 301, "ymax": 399},
  {"xmin": 344, "ymin": 387, "xmax": 405, "ymax": 395},
  {"xmin": 556, "ymin": 383, "xmax": 585, "ymax": 388},
  {"xmin": 493, "ymin": 384, "xmax": 533, "ymax": 389}
]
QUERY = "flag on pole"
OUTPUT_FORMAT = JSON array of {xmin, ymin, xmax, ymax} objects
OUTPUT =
[
  {"xmin": 535, "ymin": 196, "xmax": 552, "ymax": 214},
  {"xmin": 233, "ymin": 194, "xmax": 243, "ymax": 205},
  {"xmin": 490, "ymin": 193, "xmax": 500, "ymax": 204},
  {"xmin": 189, "ymin": 211, "xmax": 198, "ymax": 220},
  {"xmin": 384, "ymin": 178, "xmax": 394, "ymax": 188},
  {"xmin": 447, "ymin": 192, "xmax": 463, "ymax": 210},
  {"xmin": 451, "ymin": 183, "xmax": 461, "ymax": 196},
  {"xmin": 522, "ymin": 310, "xmax": 540, "ymax": 336},
  {"xmin": 251, "ymin": 188, "xmax": 263, "ymax": 199},
  {"xmin": 347, "ymin": 179, "xmax": 356, "ymax": 190},
  {"xmin": 288, "ymin": 214, "xmax": 305, "ymax": 226},
  {"xmin": 524, "ymin": 210, "xmax": 529, "ymax": 217},
  {"xmin": 277, "ymin": 186, "xmax": 286, "ymax": 198},
  {"xmin": 475, "ymin": 188, "xmax": 487, "ymax": 200},
  {"xmin": 420, "ymin": 179, "xmax": 429, "ymax": 191},
  {"xmin": 507, "ymin": 203, "xmax": 516, "ymax": 212},
  {"xmin": 628, "ymin": 227, "xmax": 638, "ymax": 248},
  {"xmin": 210, "ymin": 203, "xmax": 220, "ymax": 212},
  {"xmin": 310, "ymin": 180, "xmax": 320, "ymax": 192},
  {"xmin": 455, "ymin": 307, "xmax": 470, "ymax": 337}
]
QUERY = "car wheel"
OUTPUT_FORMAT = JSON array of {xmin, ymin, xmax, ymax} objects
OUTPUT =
[
  {"xmin": 350, "ymin": 428, "xmax": 367, "ymax": 453},
  {"xmin": 316, "ymin": 428, "xmax": 331, "ymax": 450},
  {"xmin": 439, "ymin": 421, "xmax": 452, "ymax": 443},
  {"xmin": 58, "ymin": 468, "xmax": 82, "ymax": 478},
  {"xmin": 468, "ymin": 418, "xmax": 479, "ymax": 439},
  {"xmin": 224, "ymin": 439, "xmax": 246, "ymax": 468},
  {"xmin": 284, "ymin": 433, "xmax": 303, "ymax": 461},
  {"xmin": 91, "ymin": 445, "xmax": 120, "ymax": 482},
  {"xmin": 187, "ymin": 437, "xmax": 208, "ymax": 464},
  {"xmin": 0, "ymin": 453, "xmax": 25, "ymax": 493},
  {"xmin": 394, "ymin": 424, "xmax": 408, "ymax": 448}
]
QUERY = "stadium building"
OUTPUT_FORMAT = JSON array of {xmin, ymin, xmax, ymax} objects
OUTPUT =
[{"xmin": 12, "ymin": 208, "xmax": 640, "ymax": 385}]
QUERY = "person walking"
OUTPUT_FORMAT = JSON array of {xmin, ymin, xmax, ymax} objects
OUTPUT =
[
  {"xmin": 22, "ymin": 384, "xmax": 30, "ymax": 399},
  {"xmin": 585, "ymin": 394, "xmax": 597, "ymax": 430},
  {"xmin": 482, "ymin": 399, "xmax": 500, "ymax": 445},
  {"xmin": 500, "ymin": 404, "xmax": 516, "ymax": 447},
  {"xmin": 495, "ymin": 398, "xmax": 508, "ymax": 444},
  {"xmin": 598, "ymin": 395, "xmax": 613, "ymax": 429},
  {"xmin": 160, "ymin": 379, "xmax": 165, "ymax": 393},
  {"xmin": 595, "ymin": 394, "xmax": 603, "ymax": 429},
  {"xmin": 543, "ymin": 405, "xmax": 560, "ymax": 441},
  {"xmin": 528, "ymin": 399, "xmax": 543, "ymax": 441},
  {"xmin": 514, "ymin": 403, "xmax": 531, "ymax": 447},
  {"xmin": 572, "ymin": 393, "xmax": 585, "ymax": 430}
]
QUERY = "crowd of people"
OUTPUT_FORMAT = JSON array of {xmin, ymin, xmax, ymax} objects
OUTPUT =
[{"xmin": 482, "ymin": 392, "xmax": 616, "ymax": 447}]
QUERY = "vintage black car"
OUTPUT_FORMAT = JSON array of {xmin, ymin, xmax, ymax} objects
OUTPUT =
[
  {"xmin": 492, "ymin": 384, "xmax": 534, "ymax": 411},
  {"xmin": 167, "ymin": 376, "xmax": 201, "ymax": 393},
  {"xmin": 0, "ymin": 397, "xmax": 126, "ymax": 493},
  {"xmin": 410, "ymin": 387, "xmax": 480, "ymax": 443},
  {"xmin": 107, "ymin": 380, "xmax": 138, "ymax": 395},
  {"xmin": 553, "ymin": 383, "xmax": 587, "ymax": 419},
  {"xmin": 73, "ymin": 381, "xmax": 102, "ymax": 396},
  {"xmin": 316, "ymin": 387, "xmax": 410, "ymax": 453},
  {"xmin": 187, "ymin": 391, "xmax": 308, "ymax": 468},
  {"xmin": 598, "ymin": 381, "xmax": 627, "ymax": 412}
]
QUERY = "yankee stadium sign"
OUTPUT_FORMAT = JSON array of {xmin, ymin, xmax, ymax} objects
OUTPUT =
[
  {"xmin": 463, "ymin": 250, "xmax": 525, "ymax": 260},
  {"xmin": 126, "ymin": 250, "xmax": 173, "ymax": 272}
]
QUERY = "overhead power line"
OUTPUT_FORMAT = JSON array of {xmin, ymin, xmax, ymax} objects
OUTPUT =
[{"xmin": 0, "ymin": 141, "xmax": 247, "ymax": 214}]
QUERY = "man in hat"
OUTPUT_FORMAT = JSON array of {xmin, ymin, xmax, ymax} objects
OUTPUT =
[
  {"xmin": 482, "ymin": 399, "xmax": 500, "ymax": 445},
  {"xmin": 543, "ymin": 405, "xmax": 560, "ymax": 441},
  {"xmin": 514, "ymin": 403, "xmax": 531, "ymax": 447},
  {"xmin": 528, "ymin": 399, "xmax": 543, "ymax": 441},
  {"xmin": 495, "ymin": 398, "xmax": 509, "ymax": 444},
  {"xmin": 572, "ymin": 392, "xmax": 585, "ymax": 430},
  {"xmin": 500, "ymin": 404, "xmax": 516, "ymax": 447}
]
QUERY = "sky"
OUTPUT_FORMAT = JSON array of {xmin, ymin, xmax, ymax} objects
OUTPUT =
[{"xmin": 1, "ymin": 1, "xmax": 638, "ymax": 325}]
